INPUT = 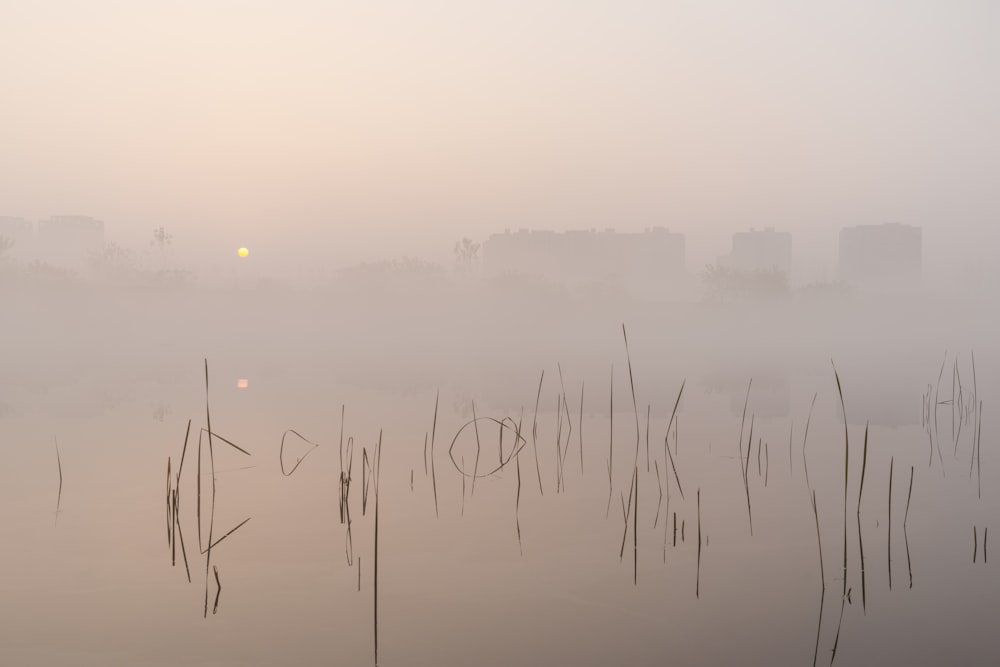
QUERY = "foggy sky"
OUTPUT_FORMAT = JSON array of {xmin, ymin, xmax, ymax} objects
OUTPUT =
[{"xmin": 1, "ymin": 1, "xmax": 997, "ymax": 278}]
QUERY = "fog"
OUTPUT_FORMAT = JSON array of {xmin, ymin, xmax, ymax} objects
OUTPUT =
[
  {"xmin": 2, "ymin": 1, "xmax": 999, "ymax": 277},
  {"xmin": 2, "ymin": 3, "xmax": 999, "ymax": 666}
]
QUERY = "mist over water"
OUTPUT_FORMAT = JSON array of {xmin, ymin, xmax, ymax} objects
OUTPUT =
[{"xmin": 2, "ymin": 2, "xmax": 1000, "ymax": 665}]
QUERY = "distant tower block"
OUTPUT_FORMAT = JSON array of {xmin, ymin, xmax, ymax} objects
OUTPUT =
[
  {"xmin": 719, "ymin": 227, "xmax": 792, "ymax": 274},
  {"xmin": 838, "ymin": 223, "xmax": 921, "ymax": 291},
  {"xmin": 37, "ymin": 215, "xmax": 105, "ymax": 268}
]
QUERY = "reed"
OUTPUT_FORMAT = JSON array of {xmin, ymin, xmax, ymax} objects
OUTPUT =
[
  {"xmin": 933, "ymin": 353, "xmax": 946, "ymax": 474},
  {"xmin": 888, "ymin": 456, "xmax": 894, "ymax": 590},
  {"xmin": 645, "ymin": 405, "xmax": 651, "ymax": 473},
  {"xmin": 653, "ymin": 459, "xmax": 664, "ymax": 529},
  {"xmin": 665, "ymin": 432, "xmax": 685, "ymax": 502},
  {"xmin": 174, "ymin": 489, "xmax": 191, "ymax": 583},
  {"xmin": 832, "ymin": 361, "xmax": 849, "ymax": 600},
  {"xmin": 170, "ymin": 475, "xmax": 176, "ymax": 564},
  {"xmin": 557, "ymin": 365, "xmax": 573, "ymax": 492},
  {"xmin": 533, "ymin": 371, "xmax": 545, "ymax": 496},
  {"xmin": 362, "ymin": 448, "xmax": 371, "ymax": 515},
  {"xmin": 279, "ymin": 429, "xmax": 319, "ymax": 477},
  {"xmin": 339, "ymin": 406, "xmax": 347, "ymax": 523},
  {"xmin": 673, "ymin": 412, "xmax": 679, "ymax": 457},
  {"xmin": 471, "ymin": 401, "xmax": 481, "ymax": 496},
  {"xmin": 904, "ymin": 465, "xmax": 914, "ymax": 587},
  {"xmin": 578, "ymin": 382, "xmax": 585, "ymax": 474},
  {"xmin": 976, "ymin": 402, "xmax": 982, "ymax": 499},
  {"xmin": 857, "ymin": 423, "xmax": 870, "ymax": 608},
  {"xmin": 554, "ymin": 390, "xmax": 564, "ymax": 493},
  {"xmin": 177, "ymin": 419, "xmax": 191, "ymax": 481},
  {"xmin": 343, "ymin": 435, "xmax": 356, "ymax": 564},
  {"xmin": 373, "ymin": 435, "xmax": 381, "ymax": 667},
  {"xmin": 166, "ymin": 456, "xmax": 172, "ymax": 545},
  {"xmin": 857, "ymin": 498, "xmax": 866, "ymax": 614},
  {"xmin": 198, "ymin": 428, "xmax": 250, "ymax": 455},
  {"xmin": 55, "ymin": 437, "xmax": 63, "ymax": 519},
  {"xmin": 199, "ymin": 517, "xmax": 251, "ymax": 554},
  {"xmin": 857, "ymin": 423, "xmax": 869, "ymax": 512},
  {"xmin": 802, "ymin": 393, "xmax": 818, "ymax": 494},
  {"xmin": 197, "ymin": 427, "xmax": 203, "ymax": 552},
  {"xmin": 633, "ymin": 466, "xmax": 638, "ymax": 585},
  {"xmin": 212, "ymin": 565, "xmax": 221, "ymax": 615},
  {"xmin": 764, "ymin": 441, "xmax": 769, "ymax": 488},
  {"xmin": 431, "ymin": 393, "xmax": 439, "ymax": 518},
  {"xmin": 203, "ymin": 359, "xmax": 217, "ymax": 619},
  {"xmin": 664, "ymin": 381, "xmax": 686, "ymax": 501},
  {"xmin": 810, "ymin": 490, "xmax": 825, "ymax": 667},
  {"xmin": 662, "ymin": 474, "xmax": 670, "ymax": 563},
  {"xmin": 738, "ymin": 379, "xmax": 752, "ymax": 496},
  {"xmin": 618, "ymin": 467, "xmax": 637, "ymax": 561},
  {"xmin": 696, "ymin": 488, "xmax": 702, "ymax": 598},
  {"xmin": 607, "ymin": 365, "xmax": 613, "ymax": 517},
  {"xmin": 743, "ymin": 415, "xmax": 754, "ymax": 536},
  {"xmin": 622, "ymin": 325, "xmax": 641, "ymax": 474},
  {"xmin": 515, "ymin": 453, "xmax": 523, "ymax": 556}
]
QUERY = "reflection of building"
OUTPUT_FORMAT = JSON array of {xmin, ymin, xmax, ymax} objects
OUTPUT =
[
  {"xmin": 719, "ymin": 227, "xmax": 792, "ymax": 274},
  {"xmin": 0, "ymin": 217, "xmax": 33, "ymax": 260},
  {"xmin": 839, "ymin": 223, "xmax": 921, "ymax": 290},
  {"xmin": 37, "ymin": 215, "xmax": 104, "ymax": 268},
  {"xmin": 482, "ymin": 227, "xmax": 685, "ymax": 297}
]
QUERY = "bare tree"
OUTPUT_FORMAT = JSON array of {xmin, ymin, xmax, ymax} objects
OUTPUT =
[
  {"xmin": 453, "ymin": 237, "xmax": 480, "ymax": 277},
  {"xmin": 150, "ymin": 227, "xmax": 173, "ymax": 270}
]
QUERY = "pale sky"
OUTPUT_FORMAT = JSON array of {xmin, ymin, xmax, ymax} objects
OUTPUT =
[{"xmin": 1, "ymin": 1, "xmax": 997, "ymax": 277}]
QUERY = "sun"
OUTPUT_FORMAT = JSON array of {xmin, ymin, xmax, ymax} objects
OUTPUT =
[{"xmin": 237, "ymin": 247, "xmax": 249, "ymax": 258}]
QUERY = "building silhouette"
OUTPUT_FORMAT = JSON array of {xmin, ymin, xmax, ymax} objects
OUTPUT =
[
  {"xmin": 36, "ymin": 215, "xmax": 105, "ymax": 268},
  {"xmin": 838, "ymin": 223, "xmax": 921, "ymax": 290},
  {"xmin": 482, "ymin": 226, "xmax": 685, "ymax": 298},
  {"xmin": 718, "ymin": 227, "xmax": 792, "ymax": 274}
]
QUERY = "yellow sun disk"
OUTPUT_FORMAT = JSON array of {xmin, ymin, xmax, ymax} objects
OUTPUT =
[{"xmin": 238, "ymin": 247, "xmax": 249, "ymax": 258}]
